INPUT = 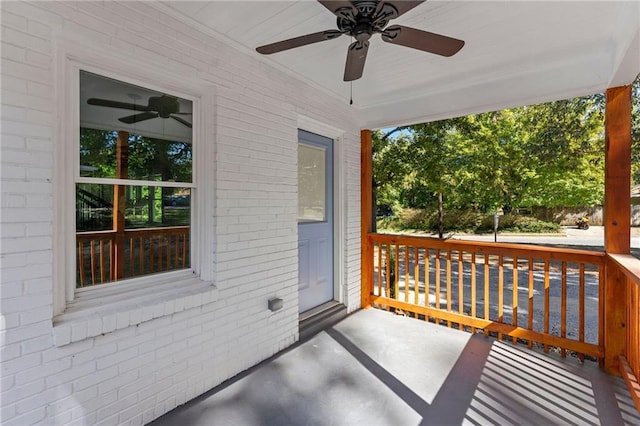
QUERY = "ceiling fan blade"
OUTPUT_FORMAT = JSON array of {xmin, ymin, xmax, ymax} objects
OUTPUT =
[
  {"xmin": 171, "ymin": 115, "xmax": 192, "ymax": 128},
  {"xmin": 344, "ymin": 40, "xmax": 369, "ymax": 82},
  {"xmin": 317, "ymin": 1, "xmax": 356, "ymax": 18},
  {"xmin": 118, "ymin": 112, "xmax": 158, "ymax": 124},
  {"xmin": 256, "ymin": 30, "xmax": 343, "ymax": 54},
  {"xmin": 384, "ymin": 1, "xmax": 425, "ymax": 18},
  {"xmin": 87, "ymin": 98, "xmax": 150, "ymax": 111},
  {"xmin": 382, "ymin": 25, "xmax": 464, "ymax": 57}
]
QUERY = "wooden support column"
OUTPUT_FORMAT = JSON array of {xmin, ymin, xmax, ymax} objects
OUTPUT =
[
  {"xmin": 604, "ymin": 85, "xmax": 632, "ymax": 373},
  {"xmin": 113, "ymin": 130, "xmax": 129, "ymax": 280},
  {"xmin": 361, "ymin": 129, "xmax": 374, "ymax": 308}
]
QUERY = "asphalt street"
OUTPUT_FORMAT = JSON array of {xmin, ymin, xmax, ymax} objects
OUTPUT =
[{"xmin": 449, "ymin": 225, "xmax": 640, "ymax": 249}]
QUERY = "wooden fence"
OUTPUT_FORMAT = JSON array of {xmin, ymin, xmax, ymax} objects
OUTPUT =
[
  {"xmin": 366, "ymin": 233, "xmax": 605, "ymax": 360},
  {"xmin": 76, "ymin": 226, "xmax": 190, "ymax": 287},
  {"xmin": 607, "ymin": 254, "xmax": 640, "ymax": 411}
]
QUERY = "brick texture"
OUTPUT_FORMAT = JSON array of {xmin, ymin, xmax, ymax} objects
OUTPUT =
[{"xmin": 0, "ymin": 1, "xmax": 361, "ymax": 425}]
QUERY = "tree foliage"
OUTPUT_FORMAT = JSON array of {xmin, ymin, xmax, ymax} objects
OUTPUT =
[
  {"xmin": 372, "ymin": 80, "xmax": 640, "ymax": 218},
  {"xmin": 79, "ymin": 128, "xmax": 192, "ymax": 183}
]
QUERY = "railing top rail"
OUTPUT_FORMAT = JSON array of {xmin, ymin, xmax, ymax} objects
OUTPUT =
[
  {"xmin": 76, "ymin": 226, "xmax": 190, "ymax": 239},
  {"xmin": 122, "ymin": 226, "xmax": 189, "ymax": 236},
  {"xmin": 369, "ymin": 232, "xmax": 605, "ymax": 264},
  {"xmin": 607, "ymin": 253, "xmax": 640, "ymax": 287},
  {"xmin": 76, "ymin": 230, "xmax": 117, "ymax": 239}
]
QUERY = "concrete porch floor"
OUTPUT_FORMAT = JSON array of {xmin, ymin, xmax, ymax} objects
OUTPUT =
[{"xmin": 151, "ymin": 309, "xmax": 640, "ymax": 426}]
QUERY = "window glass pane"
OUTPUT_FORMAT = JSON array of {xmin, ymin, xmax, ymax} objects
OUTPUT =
[
  {"xmin": 79, "ymin": 128, "xmax": 192, "ymax": 182},
  {"xmin": 76, "ymin": 184, "xmax": 191, "ymax": 231},
  {"xmin": 80, "ymin": 71, "xmax": 192, "ymax": 183},
  {"xmin": 76, "ymin": 183, "xmax": 191, "ymax": 288},
  {"xmin": 298, "ymin": 144, "xmax": 326, "ymax": 222}
]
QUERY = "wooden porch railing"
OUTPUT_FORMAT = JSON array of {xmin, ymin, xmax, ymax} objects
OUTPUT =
[
  {"xmin": 365, "ymin": 233, "xmax": 605, "ymax": 360},
  {"xmin": 76, "ymin": 226, "xmax": 190, "ymax": 287},
  {"xmin": 606, "ymin": 254, "xmax": 640, "ymax": 410}
]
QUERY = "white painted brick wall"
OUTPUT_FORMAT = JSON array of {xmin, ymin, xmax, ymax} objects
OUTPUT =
[{"xmin": 0, "ymin": 1, "xmax": 362, "ymax": 425}]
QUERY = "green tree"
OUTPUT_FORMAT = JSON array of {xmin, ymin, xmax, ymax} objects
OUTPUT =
[{"xmin": 373, "ymin": 90, "xmax": 610, "ymax": 233}]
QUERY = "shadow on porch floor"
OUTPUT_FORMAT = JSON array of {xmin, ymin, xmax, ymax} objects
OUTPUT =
[{"xmin": 151, "ymin": 309, "xmax": 639, "ymax": 426}]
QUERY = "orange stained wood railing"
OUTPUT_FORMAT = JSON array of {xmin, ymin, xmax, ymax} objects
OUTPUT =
[
  {"xmin": 76, "ymin": 226, "xmax": 190, "ymax": 287},
  {"xmin": 366, "ymin": 233, "xmax": 605, "ymax": 361},
  {"xmin": 606, "ymin": 254, "xmax": 640, "ymax": 411}
]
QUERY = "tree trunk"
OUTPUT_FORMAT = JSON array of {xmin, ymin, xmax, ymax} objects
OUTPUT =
[{"xmin": 438, "ymin": 191, "xmax": 444, "ymax": 238}]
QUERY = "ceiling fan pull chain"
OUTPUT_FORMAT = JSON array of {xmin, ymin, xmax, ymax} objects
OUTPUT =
[{"xmin": 350, "ymin": 81, "xmax": 353, "ymax": 105}]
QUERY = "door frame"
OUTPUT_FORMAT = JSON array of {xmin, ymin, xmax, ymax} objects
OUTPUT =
[{"xmin": 297, "ymin": 115, "xmax": 345, "ymax": 308}]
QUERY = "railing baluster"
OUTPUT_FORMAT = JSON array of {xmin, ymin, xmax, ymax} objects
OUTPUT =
[
  {"xmin": 528, "ymin": 258, "xmax": 534, "ymax": 349},
  {"xmin": 513, "ymin": 256, "xmax": 518, "ymax": 345},
  {"xmin": 129, "ymin": 237, "xmax": 134, "ymax": 277},
  {"xmin": 174, "ymin": 234, "xmax": 179, "ymax": 269},
  {"xmin": 561, "ymin": 261, "xmax": 567, "ymax": 357},
  {"xmin": 110, "ymin": 238, "xmax": 115, "ymax": 281},
  {"xmin": 394, "ymin": 244, "xmax": 399, "ymax": 301},
  {"xmin": 168, "ymin": 233, "xmax": 173, "ymax": 269},
  {"xmin": 377, "ymin": 243, "xmax": 382, "ymax": 297},
  {"xmin": 579, "ymin": 263, "xmax": 585, "ymax": 361},
  {"xmin": 598, "ymin": 263, "xmax": 604, "ymax": 362},
  {"xmin": 425, "ymin": 248, "xmax": 430, "ymax": 313},
  {"xmin": 139, "ymin": 237, "xmax": 144, "ymax": 275},
  {"xmin": 149, "ymin": 236, "xmax": 154, "ymax": 273},
  {"xmin": 632, "ymin": 282, "xmax": 639, "ymax": 374},
  {"xmin": 484, "ymin": 253, "xmax": 490, "ymax": 338},
  {"xmin": 435, "ymin": 249, "xmax": 441, "ymax": 312},
  {"xmin": 405, "ymin": 245, "xmax": 410, "ymax": 303},
  {"xmin": 458, "ymin": 250, "xmax": 464, "ymax": 330},
  {"xmin": 90, "ymin": 240, "xmax": 97, "ymax": 285},
  {"xmin": 414, "ymin": 247, "xmax": 419, "ymax": 307},
  {"xmin": 163, "ymin": 235, "xmax": 168, "ymax": 270},
  {"xmin": 385, "ymin": 244, "xmax": 391, "ymax": 310},
  {"xmin": 471, "ymin": 252, "xmax": 476, "ymax": 333},
  {"xmin": 78, "ymin": 241, "xmax": 85, "ymax": 287},
  {"xmin": 498, "ymin": 255, "xmax": 504, "ymax": 340},
  {"xmin": 100, "ymin": 240, "xmax": 106, "ymax": 283},
  {"xmin": 544, "ymin": 259, "xmax": 550, "ymax": 353},
  {"xmin": 446, "ymin": 250, "xmax": 452, "ymax": 327}
]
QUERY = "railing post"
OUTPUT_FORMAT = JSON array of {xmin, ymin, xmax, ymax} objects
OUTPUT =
[
  {"xmin": 361, "ymin": 129, "xmax": 374, "ymax": 308},
  {"xmin": 603, "ymin": 85, "xmax": 632, "ymax": 374},
  {"xmin": 113, "ymin": 130, "xmax": 129, "ymax": 280}
]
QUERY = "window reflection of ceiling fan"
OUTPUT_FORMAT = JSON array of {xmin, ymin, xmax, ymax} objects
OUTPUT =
[
  {"xmin": 87, "ymin": 95, "xmax": 192, "ymax": 128},
  {"xmin": 256, "ymin": 0, "xmax": 465, "ymax": 82}
]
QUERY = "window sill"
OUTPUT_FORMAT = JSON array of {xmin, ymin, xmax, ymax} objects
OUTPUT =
[{"xmin": 52, "ymin": 271, "xmax": 217, "ymax": 347}]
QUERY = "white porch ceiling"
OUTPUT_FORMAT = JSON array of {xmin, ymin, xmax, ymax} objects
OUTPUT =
[{"xmin": 159, "ymin": 1, "xmax": 640, "ymax": 129}]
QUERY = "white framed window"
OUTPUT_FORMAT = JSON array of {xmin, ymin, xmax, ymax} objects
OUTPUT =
[
  {"xmin": 76, "ymin": 70, "xmax": 194, "ymax": 288},
  {"xmin": 53, "ymin": 44, "xmax": 215, "ymax": 322}
]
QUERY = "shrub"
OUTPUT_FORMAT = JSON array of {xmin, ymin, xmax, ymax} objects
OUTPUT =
[{"xmin": 378, "ymin": 208, "xmax": 561, "ymax": 234}]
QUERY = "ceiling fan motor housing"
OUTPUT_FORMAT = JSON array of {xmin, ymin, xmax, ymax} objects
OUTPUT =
[
  {"xmin": 337, "ymin": 1, "xmax": 398, "ymax": 43},
  {"xmin": 148, "ymin": 96, "xmax": 180, "ymax": 118}
]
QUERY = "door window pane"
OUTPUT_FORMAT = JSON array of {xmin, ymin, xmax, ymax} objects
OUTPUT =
[{"xmin": 298, "ymin": 144, "xmax": 326, "ymax": 222}]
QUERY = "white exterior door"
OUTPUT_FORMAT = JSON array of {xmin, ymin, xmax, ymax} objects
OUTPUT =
[{"xmin": 298, "ymin": 130, "xmax": 334, "ymax": 313}]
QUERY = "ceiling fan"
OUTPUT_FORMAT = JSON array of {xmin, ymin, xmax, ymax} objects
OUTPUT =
[
  {"xmin": 256, "ymin": 0, "xmax": 465, "ymax": 82},
  {"xmin": 87, "ymin": 95, "xmax": 192, "ymax": 128}
]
